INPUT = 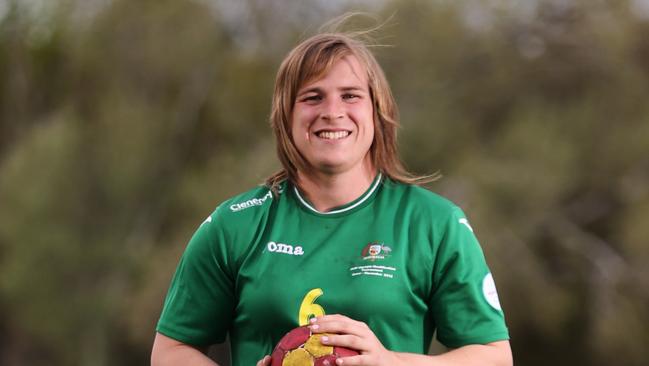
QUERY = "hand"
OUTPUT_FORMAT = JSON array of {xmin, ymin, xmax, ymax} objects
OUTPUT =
[
  {"xmin": 256, "ymin": 355, "xmax": 271, "ymax": 366},
  {"xmin": 309, "ymin": 315, "xmax": 402, "ymax": 366}
]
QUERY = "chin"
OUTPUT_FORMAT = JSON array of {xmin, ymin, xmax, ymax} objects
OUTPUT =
[{"xmin": 308, "ymin": 155, "xmax": 371, "ymax": 175}]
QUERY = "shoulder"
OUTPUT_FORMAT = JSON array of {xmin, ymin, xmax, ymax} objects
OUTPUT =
[
  {"xmin": 218, "ymin": 184, "xmax": 276, "ymax": 214},
  {"xmin": 380, "ymin": 180, "xmax": 462, "ymax": 220},
  {"xmin": 189, "ymin": 183, "xmax": 286, "ymax": 264},
  {"xmin": 204, "ymin": 182, "xmax": 285, "ymax": 232}
]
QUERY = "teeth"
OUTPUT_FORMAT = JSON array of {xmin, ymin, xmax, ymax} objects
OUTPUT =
[{"xmin": 318, "ymin": 131, "xmax": 349, "ymax": 140}]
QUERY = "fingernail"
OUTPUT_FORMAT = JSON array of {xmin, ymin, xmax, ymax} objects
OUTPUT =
[
  {"xmin": 336, "ymin": 358, "xmax": 343, "ymax": 365},
  {"xmin": 321, "ymin": 336, "xmax": 329, "ymax": 343},
  {"xmin": 311, "ymin": 324, "xmax": 319, "ymax": 330},
  {"xmin": 310, "ymin": 317, "xmax": 317, "ymax": 323}
]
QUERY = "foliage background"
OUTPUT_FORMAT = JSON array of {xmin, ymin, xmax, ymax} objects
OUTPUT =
[{"xmin": 0, "ymin": 0, "xmax": 648, "ymax": 365}]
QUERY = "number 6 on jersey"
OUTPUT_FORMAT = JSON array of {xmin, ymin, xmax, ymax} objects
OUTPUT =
[{"xmin": 298, "ymin": 288, "xmax": 325, "ymax": 326}]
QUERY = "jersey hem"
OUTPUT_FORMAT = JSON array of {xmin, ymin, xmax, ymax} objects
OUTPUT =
[
  {"xmin": 439, "ymin": 331, "xmax": 510, "ymax": 348},
  {"xmin": 155, "ymin": 324, "xmax": 222, "ymax": 347}
]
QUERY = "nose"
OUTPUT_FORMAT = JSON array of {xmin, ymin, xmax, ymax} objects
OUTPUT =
[{"xmin": 320, "ymin": 98, "xmax": 344, "ymax": 120}]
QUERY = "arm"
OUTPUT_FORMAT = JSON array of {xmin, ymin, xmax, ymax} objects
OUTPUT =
[
  {"xmin": 394, "ymin": 341, "xmax": 512, "ymax": 366},
  {"xmin": 153, "ymin": 209, "xmax": 235, "ymax": 365},
  {"xmin": 311, "ymin": 315, "xmax": 512, "ymax": 366},
  {"xmin": 151, "ymin": 332, "xmax": 217, "ymax": 366}
]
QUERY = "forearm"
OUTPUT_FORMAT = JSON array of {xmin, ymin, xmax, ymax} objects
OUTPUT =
[
  {"xmin": 393, "ymin": 341, "xmax": 512, "ymax": 366},
  {"xmin": 151, "ymin": 332, "xmax": 218, "ymax": 366}
]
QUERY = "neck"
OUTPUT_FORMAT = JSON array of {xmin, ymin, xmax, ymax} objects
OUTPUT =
[{"xmin": 296, "ymin": 164, "xmax": 377, "ymax": 213}]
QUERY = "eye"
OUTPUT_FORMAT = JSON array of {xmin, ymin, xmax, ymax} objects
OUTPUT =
[
  {"xmin": 301, "ymin": 94, "xmax": 322, "ymax": 103},
  {"xmin": 342, "ymin": 93, "xmax": 360, "ymax": 101}
]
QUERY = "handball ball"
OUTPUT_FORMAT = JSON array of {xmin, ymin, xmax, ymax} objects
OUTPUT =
[{"xmin": 270, "ymin": 325, "xmax": 359, "ymax": 366}]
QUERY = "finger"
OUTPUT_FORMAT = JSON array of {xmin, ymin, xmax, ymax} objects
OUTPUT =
[
  {"xmin": 310, "ymin": 320, "xmax": 360, "ymax": 335},
  {"xmin": 256, "ymin": 355, "xmax": 271, "ymax": 366},
  {"xmin": 320, "ymin": 334, "xmax": 367, "ymax": 352},
  {"xmin": 314, "ymin": 314, "xmax": 350, "ymax": 321},
  {"xmin": 333, "ymin": 354, "xmax": 371, "ymax": 366},
  {"xmin": 313, "ymin": 314, "xmax": 360, "ymax": 325},
  {"xmin": 310, "ymin": 317, "xmax": 368, "ymax": 336}
]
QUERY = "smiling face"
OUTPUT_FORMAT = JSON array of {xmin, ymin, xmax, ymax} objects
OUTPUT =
[{"xmin": 291, "ymin": 55, "xmax": 375, "ymax": 178}]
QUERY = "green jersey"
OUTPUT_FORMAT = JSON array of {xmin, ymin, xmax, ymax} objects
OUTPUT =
[{"xmin": 156, "ymin": 174, "xmax": 509, "ymax": 365}]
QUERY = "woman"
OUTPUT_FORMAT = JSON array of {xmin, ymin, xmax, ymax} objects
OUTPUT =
[{"xmin": 152, "ymin": 31, "xmax": 512, "ymax": 366}]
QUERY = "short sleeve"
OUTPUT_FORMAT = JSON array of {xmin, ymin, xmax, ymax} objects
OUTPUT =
[
  {"xmin": 430, "ymin": 207, "xmax": 509, "ymax": 348},
  {"xmin": 156, "ymin": 209, "xmax": 235, "ymax": 346}
]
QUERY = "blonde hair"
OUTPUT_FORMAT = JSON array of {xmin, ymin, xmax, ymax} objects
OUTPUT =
[{"xmin": 265, "ymin": 23, "xmax": 437, "ymax": 192}]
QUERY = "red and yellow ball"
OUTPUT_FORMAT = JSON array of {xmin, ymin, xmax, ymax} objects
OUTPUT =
[{"xmin": 271, "ymin": 326, "xmax": 359, "ymax": 366}]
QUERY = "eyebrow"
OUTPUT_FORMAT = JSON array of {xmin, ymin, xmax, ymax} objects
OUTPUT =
[{"xmin": 297, "ymin": 86, "xmax": 367, "ymax": 96}]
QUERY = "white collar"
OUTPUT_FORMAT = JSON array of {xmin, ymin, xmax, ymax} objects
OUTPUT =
[{"xmin": 293, "ymin": 173, "xmax": 382, "ymax": 215}]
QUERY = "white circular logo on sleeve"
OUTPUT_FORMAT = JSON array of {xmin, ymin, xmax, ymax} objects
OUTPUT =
[{"xmin": 482, "ymin": 273, "xmax": 502, "ymax": 311}]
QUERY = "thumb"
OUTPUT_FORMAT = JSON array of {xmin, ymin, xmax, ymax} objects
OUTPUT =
[{"xmin": 256, "ymin": 355, "xmax": 271, "ymax": 366}]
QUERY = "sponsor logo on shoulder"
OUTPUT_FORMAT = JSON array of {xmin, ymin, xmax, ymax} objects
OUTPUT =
[
  {"xmin": 230, "ymin": 190, "xmax": 273, "ymax": 212},
  {"xmin": 266, "ymin": 241, "xmax": 304, "ymax": 256}
]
